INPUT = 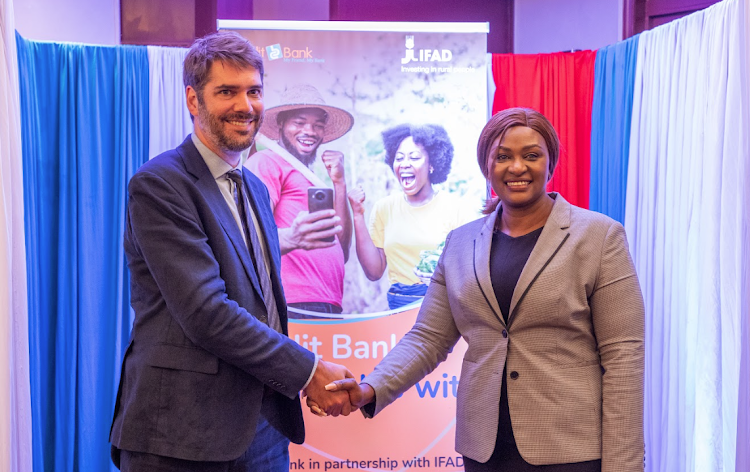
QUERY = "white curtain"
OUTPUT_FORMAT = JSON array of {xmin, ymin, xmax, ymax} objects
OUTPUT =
[
  {"xmin": 625, "ymin": 0, "xmax": 750, "ymax": 470},
  {"xmin": 735, "ymin": 1, "xmax": 750, "ymax": 471},
  {"xmin": 147, "ymin": 46, "xmax": 192, "ymax": 159},
  {"xmin": 0, "ymin": 0, "xmax": 32, "ymax": 470}
]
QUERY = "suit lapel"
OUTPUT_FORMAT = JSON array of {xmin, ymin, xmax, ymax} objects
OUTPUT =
[
  {"xmin": 473, "ymin": 206, "xmax": 504, "ymax": 326},
  {"xmin": 507, "ymin": 193, "xmax": 571, "ymax": 327},
  {"xmin": 177, "ymin": 137, "xmax": 265, "ymax": 299}
]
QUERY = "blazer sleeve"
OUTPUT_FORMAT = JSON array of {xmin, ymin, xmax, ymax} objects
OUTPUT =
[
  {"xmin": 127, "ymin": 170, "xmax": 315, "ymax": 398},
  {"xmin": 362, "ymin": 230, "xmax": 462, "ymax": 416},
  {"xmin": 590, "ymin": 222, "xmax": 645, "ymax": 472}
]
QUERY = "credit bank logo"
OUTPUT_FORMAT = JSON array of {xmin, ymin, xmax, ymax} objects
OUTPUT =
[
  {"xmin": 266, "ymin": 44, "xmax": 282, "ymax": 61},
  {"xmin": 260, "ymin": 43, "xmax": 321, "ymax": 63},
  {"xmin": 400, "ymin": 35, "xmax": 452, "ymax": 64}
]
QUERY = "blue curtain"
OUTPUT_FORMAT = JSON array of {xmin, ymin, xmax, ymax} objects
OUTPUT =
[
  {"xmin": 17, "ymin": 33, "xmax": 148, "ymax": 472},
  {"xmin": 589, "ymin": 35, "xmax": 639, "ymax": 223}
]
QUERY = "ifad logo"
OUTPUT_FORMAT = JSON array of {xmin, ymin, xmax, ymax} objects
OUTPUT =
[
  {"xmin": 266, "ymin": 44, "xmax": 282, "ymax": 61},
  {"xmin": 401, "ymin": 35, "xmax": 452, "ymax": 64}
]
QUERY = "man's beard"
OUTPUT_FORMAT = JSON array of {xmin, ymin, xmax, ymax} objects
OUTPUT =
[
  {"xmin": 281, "ymin": 133, "xmax": 318, "ymax": 167},
  {"xmin": 198, "ymin": 100, "xmax": 262, "ymax": 153}
]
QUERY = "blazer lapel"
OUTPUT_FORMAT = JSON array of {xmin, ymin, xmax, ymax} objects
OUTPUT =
[
  {"xmin": 473, "ymin": 206, "xmax": 504, "ymax": 326},
  {"xmin": 177, "ymin": 138, "xmax": 265, "ymax": 299},
  {"xmin": 507, "ymin": 193, "xmax": 571, "ymax": 327}
]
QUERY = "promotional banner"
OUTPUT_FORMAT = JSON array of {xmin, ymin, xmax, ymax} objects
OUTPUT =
[{"xmin": 221, "ymin": 20, "xmax": 488, "ymax": 471}]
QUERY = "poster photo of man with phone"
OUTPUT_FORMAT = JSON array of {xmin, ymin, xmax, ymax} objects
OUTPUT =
[{"xmin": 245, "ymin": 84, "xmax": 354, "ymax": 318}]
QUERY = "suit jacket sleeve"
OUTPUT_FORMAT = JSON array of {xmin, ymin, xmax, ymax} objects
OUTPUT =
[
  {"xmin": 127, "ymin": 169, "xmax": 315, "ymax": 398},
  {"xmin": 590, "ymin": 222, "xmax": 645, "ymax": 471},
  {"xmin": 362, "ymin": 230, "xmax": 462, "ymax": 416}
]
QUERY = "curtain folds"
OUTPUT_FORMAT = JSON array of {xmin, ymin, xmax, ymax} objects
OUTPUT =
[
  {"xmin": 491, "ymin": 51, "xmax": 597, "ymax": 209},
  {"xmin": 1, "ymin": 0, "xmax": 32, "ymax": 471},
  {"xmin": 147, "ymin": 45, "xmax": 191, "ymax": 159},
  {"xmin": 624, "ymin": 0, "xmax": 749, "ymax": 470},
  {"xmin": 734, "ymin": 1, "xmax": 750, "ymax": 470},
  {"xmin": 17, "ymin": 36, "xmax": 148, "ymax": 472},
  {"xmin": 589, "ymin": 35, "xmax": 640, "ymax": 224}
]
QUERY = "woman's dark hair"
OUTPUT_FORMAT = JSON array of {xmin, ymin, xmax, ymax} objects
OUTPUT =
[
  {"xmin": 382, "ymin": 124, "xmax": 454, "ymax": 184},
  {"xmin": 477, "ymin": 108, "xmax": 560, "ymax": 214}
]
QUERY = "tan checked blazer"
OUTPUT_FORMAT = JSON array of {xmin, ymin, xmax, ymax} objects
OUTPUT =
[{"xmin": 363, "ymin": 193, "xmax": 644, "ymax": 471}]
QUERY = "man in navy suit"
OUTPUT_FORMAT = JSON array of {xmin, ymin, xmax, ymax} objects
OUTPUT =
[{"xmin": 109, "ymin": 31, "xmax": 353, "ymax": 471}]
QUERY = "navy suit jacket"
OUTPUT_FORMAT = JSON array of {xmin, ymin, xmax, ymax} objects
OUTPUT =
[{"xmin": 110, "ymin": 136, "xmax": 316, "ymax": 462}]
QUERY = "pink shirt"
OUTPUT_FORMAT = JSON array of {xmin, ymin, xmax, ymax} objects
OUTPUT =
[{"xmin": 245, "ymin": 148, "xmax": 345, "ymax": 307}]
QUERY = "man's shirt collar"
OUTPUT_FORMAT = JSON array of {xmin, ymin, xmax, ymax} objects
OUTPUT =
[{"xmin": 191, "ymin": 133, "xmax": 249, "ymax": 178}]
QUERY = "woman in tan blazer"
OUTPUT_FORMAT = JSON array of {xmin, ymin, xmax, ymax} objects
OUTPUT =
[{"xmin": 323, "ymin": 108, "xmax": 645, "ymax": 472}]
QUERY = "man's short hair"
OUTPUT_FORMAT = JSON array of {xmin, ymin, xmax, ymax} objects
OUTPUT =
[{"xmin": 183, "ymin": 31, "xmax": 264, "ymax": 98}]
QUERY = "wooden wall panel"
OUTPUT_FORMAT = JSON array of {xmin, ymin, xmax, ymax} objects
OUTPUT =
[
  {"xmin": 624, "ymin": 0, "xmax": 721, "ymax": 37},
  {"xmin": 121, "ymin": 0, "xmax": 252, "ymax": 46},
  {"xmin": 121, "ymin": 0, "xmax": 509, "ymax": 51},
  {"xmin": 121, "ymin": 0, "xmax": 197, "ymax": 46}
]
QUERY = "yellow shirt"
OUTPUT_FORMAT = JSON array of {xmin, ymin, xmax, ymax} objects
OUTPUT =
[{"xmin": 369, "ymin": 191, "xmax": 477, "ymax": 285}]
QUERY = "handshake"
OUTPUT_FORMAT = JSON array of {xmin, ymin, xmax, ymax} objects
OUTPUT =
[{"xmin": 302, "ymin": 359, "xmax": 375, "ymax": 417}]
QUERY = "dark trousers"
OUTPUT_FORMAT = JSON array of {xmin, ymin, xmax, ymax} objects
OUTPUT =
[{"xmin": 119, "ymin": 416, "xmax": 290, "ymax": 472}]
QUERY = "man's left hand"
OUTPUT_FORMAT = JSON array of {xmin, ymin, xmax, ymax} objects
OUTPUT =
[{"xmin": 321, "ymin": 151, "xmax": 345, "ymax": 184}]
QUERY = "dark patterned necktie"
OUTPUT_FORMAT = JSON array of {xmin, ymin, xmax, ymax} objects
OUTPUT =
[{"xmin": 226, "ymin": 169, "xmax": 282, "ymax": 332}]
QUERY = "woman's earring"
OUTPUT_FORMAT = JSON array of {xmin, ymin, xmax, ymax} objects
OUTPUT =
[{"xmin": 430, "ymin": 167, "xmax": 434, "ymax": 174}]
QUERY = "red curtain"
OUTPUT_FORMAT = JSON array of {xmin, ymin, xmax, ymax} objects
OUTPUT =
[{"xmin": 491, "ymin": 52, "xmax": 596, "ymax": 209}]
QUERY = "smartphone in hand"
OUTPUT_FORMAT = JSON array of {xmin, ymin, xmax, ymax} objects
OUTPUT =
[{"xmin": 307, "ymin": 187, "xmax": 335, "ymax": 242}]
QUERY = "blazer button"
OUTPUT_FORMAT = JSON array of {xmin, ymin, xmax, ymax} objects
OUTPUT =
[
  {"xmin": 502, "ymin": 329, "xmax": 508, "ymax": 338},
  {"xmin": 510, "ymin": 371, "xmax": 519, "ymax": 380}
]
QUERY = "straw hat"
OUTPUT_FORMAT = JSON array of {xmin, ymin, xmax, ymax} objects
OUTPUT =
[{"xmin": 261, "ymin": 84, "xmax": 354, "ymax": 144}]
